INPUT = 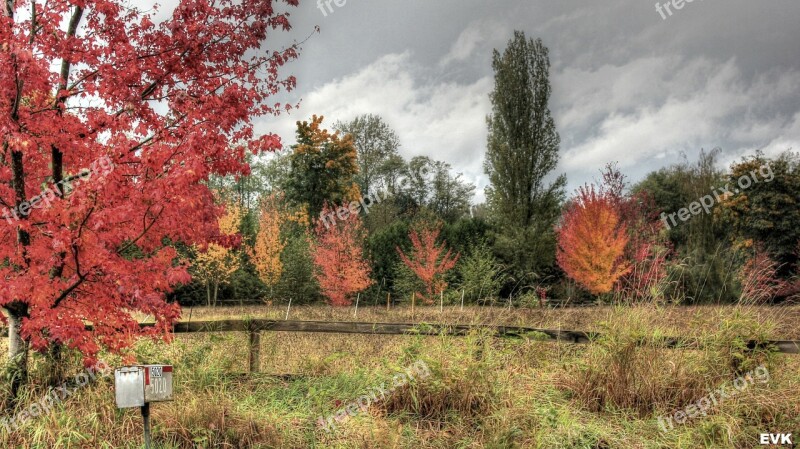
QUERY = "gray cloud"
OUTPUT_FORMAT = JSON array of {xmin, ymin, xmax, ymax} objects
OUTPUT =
[{"xmin": 157, "ymin": 0, "xmax": 800, "ymax": 202}]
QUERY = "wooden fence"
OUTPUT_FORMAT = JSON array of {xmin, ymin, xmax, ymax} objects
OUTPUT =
[
  {"xmin": 4, "ymin": 320, "xmax": 799, "ymax": 372},
  {"xmin": 156, "ymin": 319, "xmax": 800, "ymax": 373}
]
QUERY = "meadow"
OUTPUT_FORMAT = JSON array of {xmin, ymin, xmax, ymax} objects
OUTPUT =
[{"xmin": 1, "ymin": 304, "xmax": 799, "ymax": 448}]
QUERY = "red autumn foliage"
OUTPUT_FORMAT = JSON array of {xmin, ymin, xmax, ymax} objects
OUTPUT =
[
  {"xmin": 0, "ymin": 0, "xmax": 302, "ymax": 364},
  {"xmin": 556, "ymin": 185, "xmax": 631, "ymax": 295},
  {"xmin": 600, "ymin": 164, "xmax": 670, "ymax": 301},
  {"xmin": 397, "ymin": 225, "xmax": 460, "ymax": 304},
  {"xmin": 312, "ymin": 204, "xmax": 373, "ymax": 307}
]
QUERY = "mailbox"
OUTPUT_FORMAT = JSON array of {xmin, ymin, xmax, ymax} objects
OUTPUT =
[{"xmin": 115, "ymin": 365, "xmax": 174, "ymax": 409}]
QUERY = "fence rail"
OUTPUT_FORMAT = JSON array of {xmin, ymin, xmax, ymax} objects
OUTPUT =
[{"xmin": 3, "ymin": 320, "xmax": 798, "ymax": 373}]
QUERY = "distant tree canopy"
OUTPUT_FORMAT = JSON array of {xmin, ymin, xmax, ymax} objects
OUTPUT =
[
  {"xmin": 170, "ymin": 32, "xmax": 798, "ymax": 309},
  {"xmin": 722, "ymin": 151, "xmax": 800, "ymax": 278},
  {"xmin": 335, "ymin": 114, "xmax": 401, "ymax": 197},
  {"xmin": 630, "ymin": 149, "xmax": 800, "ymax": 303},
  {"xmin": 397, "ymin": 156, "xmax": 474, "ymax": 222}
]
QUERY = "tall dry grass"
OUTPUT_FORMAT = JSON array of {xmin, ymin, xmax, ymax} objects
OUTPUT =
[{"xmin": 0, "ymin": 305, "xmax": 798, "ymax": 448}]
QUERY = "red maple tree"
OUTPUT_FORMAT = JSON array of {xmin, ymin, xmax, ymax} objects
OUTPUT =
[
  {"xmin": 397, "ymin": 225, "xmax": 460, "ymax": 304},
  {"xmin": 312, "ymin": 204, "xmax": 373, "ymax": 307},
  {"xmin": 0, "ymin": 0, "xmax": 303, "ymax": 390},
  {"xmin": 599, "ymin": 164, "xmax": 669, "ymax": 301},
  {"xmin": 556, "ymin": 186, "xmax": 631, "ymax": 295}
]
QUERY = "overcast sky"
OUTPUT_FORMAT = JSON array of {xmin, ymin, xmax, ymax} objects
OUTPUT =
[{"xmin": 203, "ymin": 1, "xmax": 800, "ymax": 202}]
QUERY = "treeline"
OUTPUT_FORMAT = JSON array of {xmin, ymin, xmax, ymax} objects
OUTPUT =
[{"xmin": 171, "ymin": 31, "xmax": 800, "ymax": 307}]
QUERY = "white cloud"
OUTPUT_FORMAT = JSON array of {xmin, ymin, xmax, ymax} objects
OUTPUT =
[{"xmin": 258, "ymin": 52, "xmax": 493, "ymax": 203}]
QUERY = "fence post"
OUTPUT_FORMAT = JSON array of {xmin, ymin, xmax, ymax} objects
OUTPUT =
[
  {"xmin": 387, "ymin": 292, "xmax": 391, "ymax": 311},
  {"xmin": 248, "ymin": 326, "xmax": 261, "ymax": 374}
]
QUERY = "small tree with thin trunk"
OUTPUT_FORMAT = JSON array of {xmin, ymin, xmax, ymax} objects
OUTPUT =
[
  {"xmin": 192, "ymin": 203, "xmax": 242, "ymax": 307},
  {"xmin": 556, "ymin": 186, "xmax": 631, "ymax": 295},
  {"xmin": 249, "ymin": 194, "xmax": 287, "ymax": 298},
  {"xmin": 397, "ymin": 225, "xmax": 460, "ymax": 304},
  {"xmin": 312, "ymin": 204, "xmax": 373, "ymax": 306}
]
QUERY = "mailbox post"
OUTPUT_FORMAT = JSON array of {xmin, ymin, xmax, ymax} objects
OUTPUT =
[{"xmin": 115, "ymin": 365, "xmax": 174, "ymax": 449}]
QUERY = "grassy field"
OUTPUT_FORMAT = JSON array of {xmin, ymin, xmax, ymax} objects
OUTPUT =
[{"xmin": 1, "ymin": 304, "xmax": 799, "ymax": 448}]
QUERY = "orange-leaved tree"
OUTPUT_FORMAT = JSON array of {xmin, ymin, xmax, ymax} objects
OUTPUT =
[
  {"xmin": 556, "ymin": 186, "xmax": 631, "ymax": 295},
  {"xmin": 249, "ymin": 194, "xmax": 286, "ymax": 295},
  {"xmin": 397, "ymin": 225, "xmax": 460, "ymax": 304},
  {"xmin": 312, "ymin": 204, "xmax": 373, "ymax": 306},
  {"xmin": 600, "ymin": 163, "xmax": 669, "ymax": 302}
]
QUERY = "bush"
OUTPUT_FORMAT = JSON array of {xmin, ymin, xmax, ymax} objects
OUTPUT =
[
  {"xmin": 367, "ymin": 220, "xmax": 411, "ymax": 293},
  {"xmin": 381, "ymin": 330, "xmax": 502, "ymax": 426},
  {"xmin": 272, "ymin": 234, "xmax": 320, "ymax": 304},
  {"xmin": 391, "ymin": 260, "xmax": 425, "ymax": 303},
  {"xmin": 458, "ymin": 242, "xmax": 506, "ymax": 303},
  {"xmin": 665, "ymin": 248, "xmax": 740, "ymax": 304}
]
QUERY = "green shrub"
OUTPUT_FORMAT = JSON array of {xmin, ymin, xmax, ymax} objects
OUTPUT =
[
  {"xmin": 458, "ymin": 242, "xmax": 506, "ymax": 304},
  {"xmin": 273, "ymin": 234, "xmax": 320, "ymax": 304}
]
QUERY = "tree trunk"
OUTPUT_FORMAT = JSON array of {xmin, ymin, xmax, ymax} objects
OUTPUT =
[
  {"xmin": 43, "ymin": 343, "xmax": 69, "ymax": 387},
  {"xmin": 7, "ymin": 149, "xmax": 31, "ymax": 404},
  {"xmin": 206, "ymin": 283, "xmax": 212, "ymax": 307},
  {"xmin": 6, "ymin": 302, "xmax": 29, "ymax": 405}
]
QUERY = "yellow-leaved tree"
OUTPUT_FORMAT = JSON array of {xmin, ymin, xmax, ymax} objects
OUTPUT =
[
  {"xmin": 249, "ymin": 194, "xmax": 287, "ymax": 297},
  {"xmin": 193, "ymin": 203, "xmax": 242, "ymax": 306}
]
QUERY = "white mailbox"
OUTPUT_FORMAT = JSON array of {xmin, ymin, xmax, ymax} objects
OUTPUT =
[{"xmin": 115, "ymin": 365, "xmax": 174, "ymax": 409}]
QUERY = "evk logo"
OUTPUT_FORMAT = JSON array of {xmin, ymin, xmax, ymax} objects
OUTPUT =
[{"xmin": 760, "ymin": 433, "xmax": 793, "ymax": 445}]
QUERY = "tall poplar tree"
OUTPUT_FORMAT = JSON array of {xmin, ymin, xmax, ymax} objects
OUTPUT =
[{"xmin": 484, "ymin": 31, "xmax": 566, "ymax": 278}]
